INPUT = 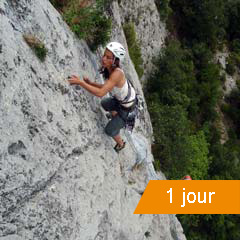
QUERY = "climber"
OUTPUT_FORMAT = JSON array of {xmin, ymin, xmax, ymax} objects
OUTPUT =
[{"xmin": 68, "ymin": 42, "xmax": 136, "ymax": 153}]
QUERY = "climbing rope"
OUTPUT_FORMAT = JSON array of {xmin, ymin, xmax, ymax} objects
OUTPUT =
[{"xmin": 123, "ymin": 129, "xmax": 138, "ymax": 155}]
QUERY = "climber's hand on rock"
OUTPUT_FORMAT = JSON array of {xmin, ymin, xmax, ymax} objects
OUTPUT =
[
  {"xmin": 83, "ymin": 77, "xmax": 91, "ymax": 84},
  {"xmin": 68, "ymin": 75, "xmax": 82, "ymax": 85}
]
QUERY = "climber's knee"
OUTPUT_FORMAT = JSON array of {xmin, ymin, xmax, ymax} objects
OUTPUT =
[
  {"xmin": 101, "ymin": 97, "xmax": 118, "ymax": 112},
  {"xmin": 104, "ymin": 124, "xmax": 119, "ymax": 137},
  {"xmin": 104, "ymin": 115, "xmax": 125, "ymax": 137}
]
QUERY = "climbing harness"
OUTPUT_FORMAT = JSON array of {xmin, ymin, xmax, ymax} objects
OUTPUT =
[{"xmin": 117, "ymin": 77, "xmax": 143, "ymax": 133}]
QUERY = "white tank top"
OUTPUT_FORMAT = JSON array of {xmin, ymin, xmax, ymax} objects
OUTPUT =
[{"xmin": 110, "ymin": 68, "xmax": 136, "ymax": 108}]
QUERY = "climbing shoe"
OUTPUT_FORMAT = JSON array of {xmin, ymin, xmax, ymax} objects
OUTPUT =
[{"xmin": 114, "ymin": 142, "xmax": 126, "ymax": 153}]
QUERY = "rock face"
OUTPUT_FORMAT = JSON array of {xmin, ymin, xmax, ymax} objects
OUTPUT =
[
  {"xmin": 0, "ymin": 0, "xmax": 185, "ymax": 240},
  {"xmin": 215, "ymin": 50, "xmax": 237, "ymax": 95},
  {"xmin": 215, "ymin": 50, "xmax": 239, "ymax": 144},
  {"xmin": 117, "ymin": 0, "xmax": 167, "ymax": 84}
]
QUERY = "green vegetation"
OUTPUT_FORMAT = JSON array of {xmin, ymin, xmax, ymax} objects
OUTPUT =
[
  {"xmin": 226, "ymin": 0, "xmax": 240, "ymax": 41},
  {"xmin": 123, "ymin": 22, "xmax": 144, "ymax": 78},
  {"xmin": 146, "ymin": 1, "xmax": 240, "ymax": 239},
  {"xmin": 225, "ymin": 1, "xmax": 240, "ymax": 75},
  {"xmin": 222, "ymin": 89, "xmax": 240, "ymax": 137},
  {"xmin": 155, "ymin": 0, "xmax": 172, "ymax": 20},
  {"xmin": 50, "ymin": 0, "xmax": 112, "ymax": 51},
  {"xmin": 170, "ymin": 0, "xmax": 226, "ymax": 48},
  {"xmin": 179, "ymin": 214, "xmax": 240, "ymax": 240},
  {"xmin": 226, "ymin": 56, "xmax": 236, "ymax": 75},
  {"xmin": 147, "ymin": 40, "xmax": 210, "ymax": 180},
  {"xmin": 23, "ymin": 34, "xmax": 47, "ymax": 61},
  {"xmin": 226, "ymin": 52, "xmax": 240, "ymax": 75},
  {"xmin": 49, "ymin": 0, "xmax": 68, "ymax": 11}
]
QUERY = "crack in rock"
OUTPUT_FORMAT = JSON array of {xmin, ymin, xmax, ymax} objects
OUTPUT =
[{"xmin": 8, "ymin": 141, "xmax": 26, "ymax": 155}]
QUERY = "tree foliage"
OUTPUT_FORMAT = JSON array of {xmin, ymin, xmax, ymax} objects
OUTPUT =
[
  {"xmin": 155, "ymin": 0, "xmax": 172, "ymax": 20},
  {"xmin": 147, "ymin": 40, "xmax": 196, "ymax": 110},
  {"xmin": 50, "ymin": 0, "xmax": 111, "ymax": 51},
  {"xmin": 146, "ymin": 1, "xmax": 240, "ymax": 238},
  {"xmin": 146, "ymin": 40, "xmax": 211, "ymax": 179},
  {"xmin": 226, "ymin": 0, "xmax": 240, "ymax": 41},
  {"xmin": 170, "ymin": 0, "xmax": 226, "ymax": 47},
  {"xmin": 123, "ymin": 22, "xmax": 144, "ymax": 78}
]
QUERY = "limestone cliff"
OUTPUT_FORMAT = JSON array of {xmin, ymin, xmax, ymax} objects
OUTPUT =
[
  {"xmin": 0, "ymin": 0, "xmax": 185, "ymax": 239},
  {"xmin": 215, "ymin": 49, "xmax": 239, "ymax": 144},
  {"xmin": 117, "ymin": 0, "xmax": 167, "ymax": 84}
]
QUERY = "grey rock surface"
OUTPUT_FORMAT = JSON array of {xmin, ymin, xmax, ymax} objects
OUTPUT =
[
  {"xmin": 215, "ymin": 50, "xmax": 238, "ymax": 95},
  {"xmin": 117, "ymin": 0, "xmax": 167, "ymax": 84},
  {"xmin": 0, "ymin": 0, "xmax": 185, "ymax": 239},
  {"xmin": 215, "ymin": 49, "xmax": 239, "ymax": 144}
]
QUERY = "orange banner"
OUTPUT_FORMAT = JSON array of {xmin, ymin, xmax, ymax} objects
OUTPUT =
[{"xmin": 134, "ymin": 180, "xmax": 240, "ymax": 214}]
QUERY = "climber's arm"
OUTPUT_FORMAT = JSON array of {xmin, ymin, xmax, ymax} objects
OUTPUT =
[
  {"xmin": 68, "ymin": 74, "xmax": 118, "ymax": 97},
  {"xmin": 83, "ymin": 77, "xmax": 103, "ymax": 88}
]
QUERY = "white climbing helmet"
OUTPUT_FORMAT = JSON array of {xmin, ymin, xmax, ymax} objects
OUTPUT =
[{"xmin": 106, "ymin": 42, "xmax": 126, "ymax": 61}]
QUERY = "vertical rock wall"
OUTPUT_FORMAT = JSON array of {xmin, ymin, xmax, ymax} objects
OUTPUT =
[
  {"xmin": 117, "ymin": 0, "xmax": 167, "ymax": 84},
  {"xmin": 0, "ymin": 0, "xmax": 185, "ymax": 239}
]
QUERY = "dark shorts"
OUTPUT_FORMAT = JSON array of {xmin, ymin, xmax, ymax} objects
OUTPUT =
[{"xmin": 101, "ymin": 97, "xmax": 129, "ymax": 137}]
